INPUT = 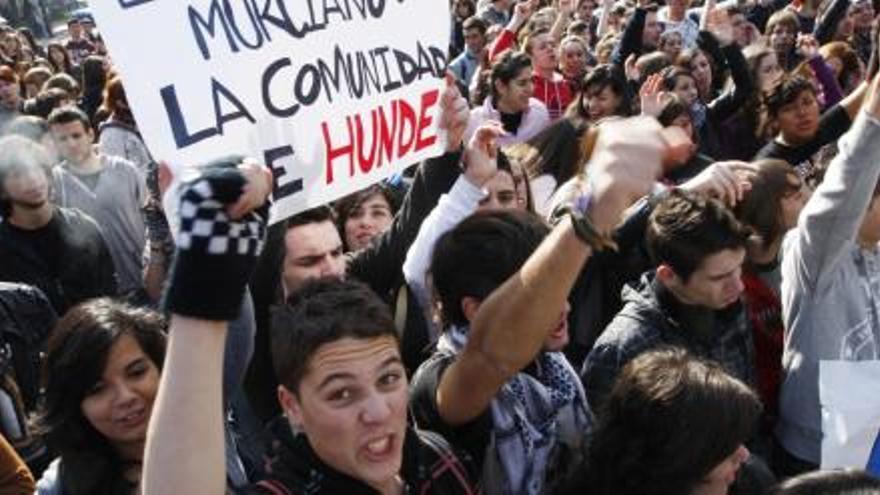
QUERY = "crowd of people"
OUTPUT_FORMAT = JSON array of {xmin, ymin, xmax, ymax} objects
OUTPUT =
[{"xmin": 0, "ymin": 0, "xmax": 879, "ymax": 493}]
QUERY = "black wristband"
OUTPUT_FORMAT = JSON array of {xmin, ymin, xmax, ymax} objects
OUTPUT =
[{"xmin": 568, "ymin": 209, "xmax": 619, "ymax": 252}]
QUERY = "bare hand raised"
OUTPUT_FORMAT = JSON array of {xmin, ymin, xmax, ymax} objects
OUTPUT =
[
  {"xmin": 679, "ymin": 161, "xmax": 757, "ymax": 206},
  {"xmin": 588, "ymin": 117, "xmax": 690, "ymax": 233},
  {"xmin": 640, "ymin": 73, "xmax": 673, "ymax": 117},
  {"xmin": 228, "ymin": 158, "xmax": 273, "ymax": 220},
  {"xmin": 464, "ymin": 122, "xmax": 506, "ymax": 187},
  {"xmin": 440, "ymin": 72, "xmax": 470, "ymax": 152}
]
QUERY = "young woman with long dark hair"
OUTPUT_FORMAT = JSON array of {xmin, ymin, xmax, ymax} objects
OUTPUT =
[
  {"xmin": 36, "ymin": 298, "xmax": 166, "ymax": 494},
  {"xmin": 45, "ymin": 44, "xmax": 73, "ymax": 76}
]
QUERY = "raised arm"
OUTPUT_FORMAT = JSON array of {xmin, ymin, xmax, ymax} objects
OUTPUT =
[
  {"xmin": 801, "ymin": 35, "xmax": 844, "ymax": 107},
  {"xmin": 840, "ymin": 79, "xmax": 870, "ymax": 120},
  {"xmin": 402, "ymin": 123, "xmax": 503, "ymax": 315},
  {"xmin": 812, "ymin": 0, "xmax": 849, "ymax": 45},
  {"xmin": 786, "ymin": 73, "xmax": 880, "ymax": 293},
  {"xmin": 596, "ymin": 0, "xmax": 615, "ymax": 39},
  {"xmin": 699, "ymin": 0, "xmax": 717, "ymax": 30},
  {"xmin": 142, "ymin": 161, "xmax": 272, "ymax": 495},
  {"xmin": 706, "ymin": 41, "xmax": 754, "ymax": 118},
  {"xmin": 551, "ymin": 0, "xmax": 576, "ymax": 41},
  {"xmin": 488, "ymin": 0, "xmax": 535, "ymax": 62},
  {"xmin": 611, "ymin": 7, "xmax": 647, "ymax": 67},
  {"xmin": 347, "ymin": 76, "xmax": 470, "ymax": 297},
  {"xmin": 435, "ymin": 118, "xmax": 678, "ymax": 425},
  {"xmin": 704, "ymin": 10, "xmax": 755, "ymax": 120}
]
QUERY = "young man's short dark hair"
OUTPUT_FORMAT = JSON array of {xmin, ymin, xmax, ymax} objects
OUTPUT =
[
  {"xmin": 285, "ymin": 204, "xmax": 336, "ymax": 231},
  {"xmin": 462, "ymin": 16, "xmax": 488, "ymax": 34},
  {"xmin": 646, "ymin": 189, "xmax": 751, "ymax": 281},
  {"xmin": 30, "ymin": 89, "xmax": 70, "ymax": 120},
  {"xmin": 772, "ymin": 469, "xmax": 880, "ymax": 495},
  {"xmin": 47, "ymin": 105, "xmax": 90, "ymax": 129},
  {"xmin": 270, "ymin": 278, "xmax": 396, "ymax": 394},
  {"xmin": 765, "ymin": 75, "xmax": 816, "ymax": 118},
  {"xmin": 431, "ymin": 210, "xmax": 550, "ymax": 327},
  {"xmin": 43, "ymin": 73, "xmax": 80, "ymax": 98}
]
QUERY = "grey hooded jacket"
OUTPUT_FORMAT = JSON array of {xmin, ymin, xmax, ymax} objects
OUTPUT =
[{"xmin": 778, "ymin": 112, "xmax": 880, "ymax": 464}]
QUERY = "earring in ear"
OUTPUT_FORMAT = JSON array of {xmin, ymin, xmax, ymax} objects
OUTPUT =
[{"xmin": 282, "ymin": 409, "xmax": 304, "ymax": 434}]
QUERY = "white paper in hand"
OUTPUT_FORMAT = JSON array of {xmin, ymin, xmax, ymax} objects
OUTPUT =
[{"xmin": 820, "ymin": 359, "xmax": 880, "ymax": 473}]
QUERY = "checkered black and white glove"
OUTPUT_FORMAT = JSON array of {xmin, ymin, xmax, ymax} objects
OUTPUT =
[{"xmin": 162, "ymin": 159, "xmax": 268, "ymax": 321}]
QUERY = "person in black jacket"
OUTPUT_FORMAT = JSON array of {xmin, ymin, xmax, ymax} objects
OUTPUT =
[
  {"xmin": 0, "ymin": 135, "xmax": 117, "ymax": 316},
  {"xmin": 754, "ymin": 74, "xmax": 868, "ymax": 177},
  {"xmin": 580, "ymin": 188, "xmax": 755, "ymax": 412},
  {"xmin": 140, "ymin": 166, "xmax": 480, "ymax": 495},
  {"xmin": 0, "ymin": 282, "xmax": 55, "ymax": 473},
  {"xmin": 0, "ymin": 282, "xmax": 55, "ymax": 414},
  {"xmin": 556, "ymin": 160, "xmax": 756, "ymax": 366},
  {"xmin": 682, "ymin": 25, "xmax": 755, "ymax": 159},
  {"xmin": 610, "ymin": 4, "xmax": 662, "ymax": 68},
  {"xmin": 244, "ymin": 77, "xmax": 471, "ymax": 421}
]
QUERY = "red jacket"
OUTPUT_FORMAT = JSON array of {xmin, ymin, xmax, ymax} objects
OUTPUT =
[
  {"xmin": 489, "ymin": 29, "xmax": 573, "ymax": 120},
  {"xmin": 742, "ymin": 269, "xmax": 784, "ymax": 426}
]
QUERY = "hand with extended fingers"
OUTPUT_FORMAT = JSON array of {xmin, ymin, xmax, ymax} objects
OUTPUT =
[
  {"xmin": 640, "ymin": 73, "xmax": 673, "ymax": 118},
  {"xmin": 463, "ymin": 122, "xmax": 505, "ymax": 187},
  {"xmin": 624, "ymin": 54, "xmax": 640, "ymax": 82},
  {"xmin": 679, "ymin": 161, "xmax": 758, "ymax": 206},
  {"xmin": 440, "ymin": 72, "xmax": 470, "ymax": 152},
  {"xmin": 511, "ymin": 0, "xmax": 538, "ymax": 30}
]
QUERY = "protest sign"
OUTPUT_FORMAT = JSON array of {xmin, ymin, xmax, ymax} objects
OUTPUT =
[
  {"xmin": 820, "ymin": 359, "xmax": 880, "ymax": 474},
  {"xmin": 90, "ymin": 0, "xmax": 451, "ymax": 223}
]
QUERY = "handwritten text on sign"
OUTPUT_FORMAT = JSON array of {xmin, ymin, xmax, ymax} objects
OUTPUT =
[{"xmin": 91, "ymin": 0, "xmax": 450, "ymax": 222}]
